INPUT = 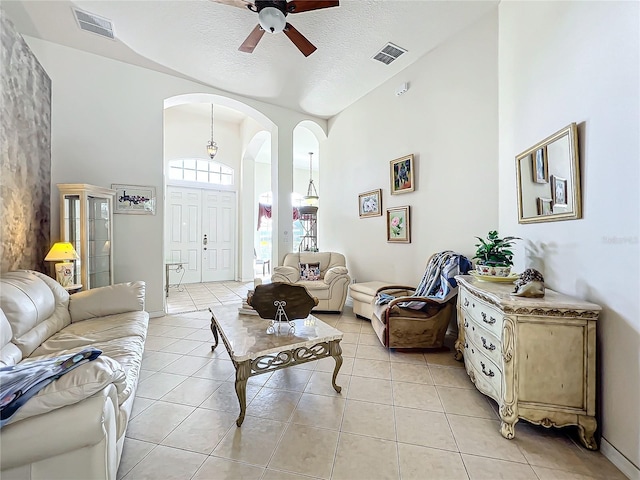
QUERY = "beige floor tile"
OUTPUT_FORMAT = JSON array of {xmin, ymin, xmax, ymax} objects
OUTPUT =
[
  {"xmin": 137, "ymin": 369, "xmax": 155, "ymax": 382},
  {"xmin": 358, "ymin": 333, "xmax": 382, "ymax": 346},
  {"xmin": 136, "ymin": 372, "xmax": 188, "ymax": 400},
  {"xmin": 340, "ymin": 332, "xmax": 360, "ymax": 344},
  {"xmin": 332, "ymin": 433, "xmax": 399, "ymax": 480},
  {"xmin": 164, "ymin": 326, "xmax": 202, "ymax": 338},
  {"xmin": 352, "ymin": 358, "xmax": 391, "ymax": 380},
  {"xmin": 121, "ymin": 444, "xmax": 206, "ymax": 480},
  {"xmin": 573, "ymin": 447, "xmax": 630, "ymax": 480},
  {"xmin": 247, "ymin": 387, "xmax": 302, "ymax": 421},
  {"xmin": 160, "ymin": 377, "xmax": 223, "ymax": 406},
  {"xmin": 424, "ymin": 348, "xmax": 463, "ymax": 368},
  {"xmin": 355, "ymin": 344, "xmax": 390, "ymax": 361},
  {"xmin": 116, "ymin": 438, "xmax": 155, "ymax": 480},
  {"xmin": 340, "ymin": 342, "xmax": 357, "ymax": 358},
  {"xmin": 315, "ymin": 355, "xmax": 354, "ymax": 375},
  {"xmin": 462, "ymin": 454, "xmax": 538, "ymax": 479},
  {"xmin": 429, "ymin": 365, "xmax": 474, "ymax": 389},
  {"xmin": 269, "ymin": 423, "xmax": 339, "ymax": 479},
  {"xmin": 160, "ymin": 338, "xmax": 204, "ymax": 354},
  {"xmin": 262, "ymin": 468, "xmax": 320, "ymax": 480},
  {"xmin": 437, "ymin": 386, "xmax": 496, "ymax": 419},
  {"xmin": 192, "ymin": 358, "xmax": 236, "ymax": 381},
  {"xmin": 336, "ymin": 321, "xmax": 362, "ymax": 333},
  {"xmin": 199, "ymin": 381, "xmax": 261, "ymax": 413},
  {"xmin": 212, "ymin": 416, "xmax": 287, "ymax": 466},
  {"xmin": 531, "ymin": 465, "xmax": 599, "ymax": 480},
  {"xmin": 263, "ymin": 367, "xmax": 314, "ymax": 392},
  {"xmin": 192, "ymin": 456, "xmax": 264, "ymax": 480},
  {"xmin": 161, "ymin": 407, "xmax": 237, "ymax": 454},
  {"xmin": 389, "ymin": 350, "xmax": 428, "ymax": 365},
  {"xmin": 160, "ymin": 355, "xmax": 212, "ymax": 376},
  {"xmin": 398, "ymin": 443, "xmax": 468, "ymax": 480},
  {"xmin": 341, "ymin": 399, "xmax": 396, "ymax": 440},
  {"xmin": 347, "ymin": 376, "xmax": 393, "ymax": 405},
  {"xmin": 130, "ymin": 396, "xmax": 155, "ymax": 419},
  {"xmin": 393, "ymin": 382, "xmax": 443, "ymax": 412},
  {"xmin": 395, "ymin": 407, "xmax": 456, "ymax": 451},
  {"xmin": 447, "ymin": 414, "xmax": 527, "ymax": 464},
  {"xmin": 290, "ymin": 392, "xmax": 346, "ymax": 430},
  {"xmin": 390, "ymin": 362, "xmax": 434, "ymax": 384},
  {"xmin": 141, "ymin": 351, "xmax": 182, "ymax": 372},
  {"xmin": 304, "ymin": 371, "xmax": 350, "ymax": 397},
  {"xmin": 126, "ymin": 401, "xmax": 195, "ymax": 443},
  {"xmin": 146, "ymin": 324, "xmax": 177, "ymax": 336}
]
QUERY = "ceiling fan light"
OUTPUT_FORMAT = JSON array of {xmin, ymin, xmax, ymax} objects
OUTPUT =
[{"xmin": 258, "ymin": 7, "xmax": 286, "ymax": 34}]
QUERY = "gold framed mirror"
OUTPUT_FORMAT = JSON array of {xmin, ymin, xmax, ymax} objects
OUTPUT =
[{"xmin": 515, "ymin": 123, "xmax": 581, "ymax": 224}]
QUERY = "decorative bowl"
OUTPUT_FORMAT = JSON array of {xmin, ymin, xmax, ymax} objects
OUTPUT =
[{"xmin": 475, "ymin": 264, "xmax": 512, "ymax": 277}]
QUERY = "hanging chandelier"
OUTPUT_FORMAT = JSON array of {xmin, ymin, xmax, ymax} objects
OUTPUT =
[
  {"xmin": 206, "ymin": 103, "xmax": 218, "ymax": 159},
  {"xmin": 302, "ymin": 152, "xmax": 319, "ymax": 211}
]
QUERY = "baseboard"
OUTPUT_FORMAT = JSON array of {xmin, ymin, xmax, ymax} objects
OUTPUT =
[
  {"xmin": 148, "ymin": 310, "xmax": 165, "ymax": 318},
  {"xmin": 601, "ymin": 438, "xmax": 639, "ymax": 480}
]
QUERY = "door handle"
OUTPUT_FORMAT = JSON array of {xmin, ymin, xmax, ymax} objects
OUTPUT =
[{"xmin": 203, "ymin": 234, "xmax": 208, "ymax": 246}]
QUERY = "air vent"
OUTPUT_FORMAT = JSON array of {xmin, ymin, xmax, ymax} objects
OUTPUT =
[
  {"xmin": 73, "ymin": 8, "xmax": 115, "ymax": 39},
  {"xmin": 372, "ymin": 42, "xmax": 407, "ymax": 65}
]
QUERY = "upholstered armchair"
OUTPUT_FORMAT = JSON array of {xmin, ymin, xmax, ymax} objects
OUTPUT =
[{"xmin": 271, "ymin": 252, "xmax": 350, "ymax": 312}]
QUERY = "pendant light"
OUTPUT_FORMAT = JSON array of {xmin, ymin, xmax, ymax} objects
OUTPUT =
[
  {"xmin": 302, "ymin": 152, "xmax": 319, "ymax": 210},
  {"xmin": 206, "ymin": 104, "xmax": 218, "ymax": 159}
]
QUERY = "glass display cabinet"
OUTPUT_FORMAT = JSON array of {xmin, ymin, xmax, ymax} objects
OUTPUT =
[{"xmin": 57, "ymin": 184, "xmax": 115, "ymax": 290}]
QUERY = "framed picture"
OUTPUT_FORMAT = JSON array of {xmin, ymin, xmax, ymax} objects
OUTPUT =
[
  {"xmin": 550, "ymin": 175, "xmax": 568, "ymax": 206},
  {"xmin": 390, "ymin": 154, "xmax": 415, "ymax": 194},
  {"xmin": 358, "ymin": 189, "xmax": 382, "ymax": 218},
  {"xmin": 112, "ymin": 184, "xmax": 156, "ymax": 215},
  {"xmin": 536, "ymin": 197, "xmax": 553, "ymax": 216},
  {"xmin": 386, "ymin": 206, "xmax": 411, "ymax": 243},
  {"xmin": 532, "ymin": 146, "xmax": 548, "ymax": 183}
]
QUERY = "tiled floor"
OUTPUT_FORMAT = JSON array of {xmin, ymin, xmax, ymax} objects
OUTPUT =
[
  {"xmin": 124, "ymin": 289, "xmax": 627, "ymax": 480},
  {"xmin": 165, "ymin": 281, "xmax": 254, "ymax": 314}
]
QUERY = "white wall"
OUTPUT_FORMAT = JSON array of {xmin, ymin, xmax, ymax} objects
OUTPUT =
[
  {"xmin": 324, "ymin": 10, "xmax": 499, "ymax": 285},
  {"xmin": 24, "ymin": 36, "xmax": 325, "ymax": 314},
  {"xmin": 499, "ymin": 1, "xmax": 639, "ymax": 472}
]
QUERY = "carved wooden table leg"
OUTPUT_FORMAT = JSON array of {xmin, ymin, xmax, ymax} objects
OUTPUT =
[
  {"xmin": 209, "ymin": 309, "xmax": 219, "ymax": 351},
  {"xmin": 234, "ymin": 360, "xmax": 252, "ymax": 427},
  {"xmin": 499, "ymin": 404, "xmax": 519, "ymax": 440},
  {"xmin": 577, "ymin": 415, "xmax": 598, "ymax": 450},
  {"xmin": 329, "ymin": 339, "xmax": 343, "ymax": 393}
]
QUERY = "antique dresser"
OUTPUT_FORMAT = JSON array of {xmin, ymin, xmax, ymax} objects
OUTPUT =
[{"xmin": 454, "ymin": 275, "xmax": 601, "ymax": 449}]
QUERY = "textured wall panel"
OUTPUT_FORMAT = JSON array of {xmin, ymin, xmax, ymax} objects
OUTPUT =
[{"xmin": 0, "ymin": 11, "xmax": 51, "ymax": 274}]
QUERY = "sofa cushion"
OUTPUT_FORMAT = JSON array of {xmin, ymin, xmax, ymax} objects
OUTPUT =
[
  {"xmin": 299, "ymin": 262, "xmax": 321, "ymax": 281},
  {"xmin": 0, "ymin": 309, "xmax": 22, "ymax": 367},
  {"xmin": 5, "ymin": 355, "xmax": 127, "ymax": 426},
  {"xmin": 0, "ymin": 271, "xmax": 71, "ymax": 358},
  {"xmin": 69, "ymin": 281, "xmax": 145, "ymax": 322}
]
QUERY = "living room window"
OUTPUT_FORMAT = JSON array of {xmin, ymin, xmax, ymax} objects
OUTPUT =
[{"xmin": 168, "ymin": 159, "xmax": 234, "ymax": 186}]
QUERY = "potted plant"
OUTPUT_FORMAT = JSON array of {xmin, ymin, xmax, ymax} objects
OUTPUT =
[{"xmin": 473, "ymin": 230, "xmax": 520, "ymax": 276}]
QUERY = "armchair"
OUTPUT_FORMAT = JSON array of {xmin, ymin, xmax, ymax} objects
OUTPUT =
[{"xmin": 271, "ymin": 252, "xmax": 350, "ymax": 312}]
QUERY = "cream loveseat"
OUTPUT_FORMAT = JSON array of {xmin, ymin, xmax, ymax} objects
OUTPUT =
[
  {"xmin": 0, "ymin": 270, "xmax": 148, "ymax": 480},
  {"xmin": 271, "ymin": 252, "xmax": 350, "ymax": 312}
]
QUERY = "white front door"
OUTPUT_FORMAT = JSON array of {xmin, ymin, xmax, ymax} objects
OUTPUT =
[{"xmin": 166, "ymin": 186, "xmax": 235, "ymax": 283}]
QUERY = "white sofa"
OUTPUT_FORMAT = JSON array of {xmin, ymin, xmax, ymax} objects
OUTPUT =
[
  {"xmin": 0, "ymin": 270, "xmax": 148, "ymax": 480},
  {"xmin": 271, "ymin": 252, "xmax": 350, "ymax": 312}
]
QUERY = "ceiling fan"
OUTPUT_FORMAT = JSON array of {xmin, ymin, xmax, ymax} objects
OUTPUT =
[{"xmin": 213, "ymin": 0, "xmax": 339, "ymax": 57}]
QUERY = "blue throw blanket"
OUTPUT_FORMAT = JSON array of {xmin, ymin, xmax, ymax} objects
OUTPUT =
[
  {"xmin": 0, "ymin": 347, "xmax": 102, "ymax": 428},
  {"xmin": 375, "ymin": 251, "xmax": 472, "ymax": 310}
]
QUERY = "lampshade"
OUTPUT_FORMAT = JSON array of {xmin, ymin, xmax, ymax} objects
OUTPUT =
[
  {"xmin": 45, "ymin": 242, "xmax": 79, "ymax": 262},
  {"xmin": 258, "ymin": 7, "xmax": 286, "ymax": 34}
]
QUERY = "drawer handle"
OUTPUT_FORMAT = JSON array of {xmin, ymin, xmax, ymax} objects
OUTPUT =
[
  {"xmin": 464, "ymin": 298, "xmax": 469, "ymax": 307},
  {"xmin": 481, "ymin": 312, "xmax": 496, "ymax": 325},
  {"xmin": 464, "ymin": 320, "xmax": 469, "ymax": 328},
  {"xmin": 481, "ymin": 337, "xmax": 496, "ymax": 351},
  {"xmin": 464, "ymin": 342, "xmax": 468, "ymax": 348},
  {"xmin": 480, "ymin": 362, "xmax": 495, "ymax": 377}
]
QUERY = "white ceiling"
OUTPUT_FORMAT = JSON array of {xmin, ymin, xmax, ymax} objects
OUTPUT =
[{"xmin": 3, "ymin": 0, "xmax": 498, "ymax": 120}]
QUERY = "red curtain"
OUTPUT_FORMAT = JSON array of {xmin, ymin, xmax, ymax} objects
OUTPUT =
[{"xmin": 257, "ymin": 203, "xmax": 300, "ymax": 230}]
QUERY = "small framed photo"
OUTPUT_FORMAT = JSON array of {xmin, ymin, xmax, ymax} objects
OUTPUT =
[
  {"xmin": 550, "ymin": 175, "xmax": 568, "ymax": 206},
  {"xmin": 536, "ymin": 197, "xmax": 553, "ymax": 216},
  {"xmin": 386, "ymin": 206, "xmax": 411, "ymax": 243},
  {"xmin": 358, "ymin": 189, "xmax": 382, "ymax": 218},
  {"xmin": 532, "ymin": 147, "xmax": 549, "ymax": 184},
  {"xmin": 112, "ymin": 184, "xmax": 156, "ymax": 215},
  {"xmin": 390, "ymin": 154, "xmax": 415, "ymax": 194}
]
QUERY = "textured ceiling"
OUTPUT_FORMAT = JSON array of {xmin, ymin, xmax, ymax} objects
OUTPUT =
[{"xmin": 4, "ymin": 0, "xmax": 498, "ymax": 119}]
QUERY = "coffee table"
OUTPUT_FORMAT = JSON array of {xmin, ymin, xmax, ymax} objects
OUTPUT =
[{"xmin": 209, "ymin": 305, "xmax": 344, "ymax": 426}]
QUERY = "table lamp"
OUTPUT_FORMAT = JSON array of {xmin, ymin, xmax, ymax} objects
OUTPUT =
[{"xmin": 45, "ymin": 242, "xmax": 80, "ymax": 287}]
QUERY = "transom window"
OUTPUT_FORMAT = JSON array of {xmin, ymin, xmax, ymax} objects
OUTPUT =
[{"xmin": 168, "ymin": 159, "xmax": 234, "ymax": 186}]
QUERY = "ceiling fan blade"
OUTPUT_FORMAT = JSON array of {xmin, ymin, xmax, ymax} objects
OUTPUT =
[
  {"xmin": 211, "ymin": 0, "xmax": 254, "ymax": 10},
  {"xmin": 239, "ymin": 24, "xmax": 265, "ymax": 53},
  {"xmin": 287, "ymin": 1, "xmax": 339, "ymax": 14},
  {"xmin": 283, "ymin": 23, "xmax": 317, "ymax": 57}
]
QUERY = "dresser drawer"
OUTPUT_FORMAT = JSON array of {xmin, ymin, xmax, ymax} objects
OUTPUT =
[
  {"xmin": 460, "ymin": 289, "xmax": 504, "ymax": 338},
  {"xmin": 463, "ymin": 341, "xmax": 502, "ymax": 402},
  {"xmin": 464, "ymin": 315, "xmax": 502, "ymax": 367}
]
